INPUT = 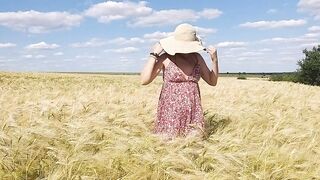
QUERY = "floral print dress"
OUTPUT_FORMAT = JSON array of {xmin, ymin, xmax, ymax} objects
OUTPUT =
[{"xmin": 153, "ymin": 56, "xmax": 205, "ymax": 139}]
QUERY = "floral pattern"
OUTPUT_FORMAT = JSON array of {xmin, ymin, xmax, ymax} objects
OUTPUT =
[{"xmin": 153, "ymin": 59, "xmax": 205, "ymax": 139}]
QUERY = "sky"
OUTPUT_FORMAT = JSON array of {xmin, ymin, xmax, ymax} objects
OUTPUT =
[{"xmin": 0, "ymin": 0, "xmax": 319, "ymax": 73}]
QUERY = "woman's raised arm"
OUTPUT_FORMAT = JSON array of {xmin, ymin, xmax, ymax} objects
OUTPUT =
[
  {"xmin": 198, "ymin": 47, "xmax": 219, "ymax": 86},
  {"xmin": 140, "ymin": 43, "xmax": 167, "ymax": 85}
]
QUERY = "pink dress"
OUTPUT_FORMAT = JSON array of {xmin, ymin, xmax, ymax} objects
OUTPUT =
[{"xmin": 153, "ymin": 57, "xmax": 205, "ymax": 139}]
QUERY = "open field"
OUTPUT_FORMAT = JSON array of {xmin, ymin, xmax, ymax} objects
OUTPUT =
[{"xmin": 0, "ymin": 72, "xmax": 320, "ymax": 179}]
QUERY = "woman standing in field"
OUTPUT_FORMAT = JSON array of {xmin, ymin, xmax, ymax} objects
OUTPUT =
[{"xmin": 140, "ymin": 23, "xmax": 219, "ymax": 140}]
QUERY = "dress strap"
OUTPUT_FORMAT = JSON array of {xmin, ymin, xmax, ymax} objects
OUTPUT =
[{"xmin": 162, "ymin": 65, "xmax": 165, "ymax": 81}]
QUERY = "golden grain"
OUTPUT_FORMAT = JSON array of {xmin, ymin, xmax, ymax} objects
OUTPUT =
[{"xmin": 0, "ymin": 72, "xmax": 320, "ymax": 179}]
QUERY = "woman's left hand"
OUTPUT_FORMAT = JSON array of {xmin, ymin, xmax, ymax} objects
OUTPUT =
[{"xmin": 207, "ymin": 46, "xmax": 218, "ymax": 62}]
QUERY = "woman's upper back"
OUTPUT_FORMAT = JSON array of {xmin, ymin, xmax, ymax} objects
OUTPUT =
[{"xmin": 162, "ymin": 53, "xmax": 201, "ymax": 82}]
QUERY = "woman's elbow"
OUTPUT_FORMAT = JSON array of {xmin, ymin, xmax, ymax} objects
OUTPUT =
[
  {"xmin": 140, "ymin": 77, "xmax": 150, "ymax": 85},
  {"xmin": 141, "ymin": 81, "xmax": 149, "ymax": 85},
  {"xmin": 140, "ymin": 74, "xmax": 148, "ymax": 85},
  {"xmin": 140, "ymin": 79, "xmax": 147, "ymax": 85},
  {"xmin": 209, "ymin": 80, "xmax": 218, "ymax": 86}
]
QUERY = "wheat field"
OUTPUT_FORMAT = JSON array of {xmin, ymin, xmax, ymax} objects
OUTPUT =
[{"xmin": 0, "ymin": 72, "xmax": 320, "ymax": 179}]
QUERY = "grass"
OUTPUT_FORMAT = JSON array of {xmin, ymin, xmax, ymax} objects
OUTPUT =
[{"xmin": 0, "ymin": 72, "xmax": 320, "ymax": 179}]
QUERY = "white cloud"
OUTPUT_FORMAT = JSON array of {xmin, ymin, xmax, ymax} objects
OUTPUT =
[
  {"xmin": 75, "ymin": 55, "xmax": 97, "ymax": 59},
  {"xmin": 261, "ymin": 36, "xmax": 317, "ymax": 44},
  {"xmin": 240, "ymin": 19, "xmax": 307, "ymax": 29},
  {"xmin": 143, "ymin": 31, "xmax": 172, "ymax": 42},
  {"xmin": 0, "ymin": 10, "xmax": 82, "ymax": 33},
  {"xmin": 308, "ymin": 26, "xmax": 320, "ymax": 32},
  {"xmin": 267, "ymin": 9, "xmax": 278, "ymax": 14},
  {"xmin": 108, "ymin": 37, "xmax": 145, "ymax": 45},
  {"xmin": 215, "ymin": 41, "xmax": 248, "ymax": 48},
  {"xmin": 304, "ymin": 26, "xmax": 320, "ymax": 38},
  {"xmin": 105, "ymin": 47, "xmax": 139, "ymax": 53},
  {"xmin": 62, "ymin": 58, "xmax": 73, "ymax": 62},
  {"xmin": 258, "ymin": 48, "xmax": 272, "ymax": 52},
  {"xmin": 119, "ymin": 56, "xmax": 129, "ymax": 62},
  {"xmin": 84, "ymin": 1, "xmax": 222, "ymax": 27},
  {"xmin": 129, "ymin": 9, "xmax": 198, "ymax": 27},
  {"xmin": 228, "ymin": 47, "xmax": 247, "ymax": 51},
  {"xmin": 198, "ymin": 9, "xmax": 222, "ymax": 19},
  {"xmin": 129, "ymin": 8, "xmax": 222, "ymax": 27},
  {"xmin": 84, "ymin": 1, "xmax": 152, "ymax": 23},
  {"xmin": 71, "ymin": 38, "xmax": 106, "ymax": 48},
  {"xmin": 298, "ymin": 0, "xmax": 320, "ymax": 20},
  {"xmin": 22, "ymin": 54, "xmax": 46, "ymax": 59},
  {"xmin": 194, "ymin": 26, "xmax": 217, "ymax": 35},
  {"xmin": 35, "ymin": 55, "xmax": 46, "ymax": 59},
  {"xmin": 239, "ymin": 51, "xmax": 264, "ymax": 56},
  {"xmin": 54, "ymin": 52, "xmax": 64, "ymax": 56},
  {"xmin": 219, "ymin": 48, "xmax": 266, "ymax": 61},
  {"xmin": 235, "ymin": 56, "xmax": 256, "ymax": 61},
  {"xmin": 300, "ymin": 42, "xmax": 320, "ymax": 49},
  {"xmin": 25, "ymin": 42, "xmax": 59, "ymax": 50},
  {"xmin": 23, "ymin": 55, "xmax": 33, "ymax": 59},
  {"xmin": 0, "ymin": 43, "xmax": 16, "ymax": 48},
  {"xmin": 304, "ymin": 32, "xmax": 320, "ymax": 38}
]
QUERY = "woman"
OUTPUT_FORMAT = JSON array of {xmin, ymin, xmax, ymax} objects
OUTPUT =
[{"xmin": 140, "ymin": 23, "xmax": 219, "ymax": 140}]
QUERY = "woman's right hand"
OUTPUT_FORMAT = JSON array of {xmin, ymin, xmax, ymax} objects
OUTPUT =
[
  {"xmin": 151, "ymin": 42, "xmax": 164, "ymax": 55},
  {"xmin": 207, "ymin": 46, "xmax": 218, "ymax": 62}
]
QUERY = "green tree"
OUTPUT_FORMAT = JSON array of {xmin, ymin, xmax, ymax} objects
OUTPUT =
[{"xmin": 296, "ymin": 45, "xmax": 320, "ymax": 86}]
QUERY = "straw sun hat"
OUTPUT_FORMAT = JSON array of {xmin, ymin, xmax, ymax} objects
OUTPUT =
[{"xmin": 159, "ymin": 23, "xmax": 205, "ymax": 55}]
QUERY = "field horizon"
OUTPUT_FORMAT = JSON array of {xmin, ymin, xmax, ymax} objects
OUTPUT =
[{"xmin": 0, "ymin": 71, "xmax": 298, "ymax": 77}]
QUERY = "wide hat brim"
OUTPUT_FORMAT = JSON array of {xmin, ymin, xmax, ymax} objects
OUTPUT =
[{"xmin": 159, "ymin": 36, "xmax": 205, "ymax": 55}]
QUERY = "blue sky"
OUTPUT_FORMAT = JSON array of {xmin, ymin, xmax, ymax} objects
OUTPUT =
[{"xmin": 0, "ymin": 0, "xmax": 319, "ymax": 73}]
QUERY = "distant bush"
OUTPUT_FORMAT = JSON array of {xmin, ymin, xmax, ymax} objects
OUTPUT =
[
  {"xmin": 260, "ymin": 73, "xmax": 266, "ymax": 78},
  {"xmin": 296, "ymin": 45, "xmax": 320, "ymax": 86},
  {"xmin": 237, "ymin": 76, "xmax": 247, "ymax": 80},
  {"xmin": 269, "ymin": 45, "xmax": 320, "ymax": 86},
  {"xmin": 269, "ymin": 73, "xmax": 299, "ymax": 82}
]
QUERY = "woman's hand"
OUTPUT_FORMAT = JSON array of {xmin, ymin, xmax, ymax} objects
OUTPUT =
[
  {"xmin": 207, "ymin": 46, "xmax": 218, "ymax": 62},
  {"xmin": 151, "ymin": 42, "xmax": 164, "ymax": 55}
]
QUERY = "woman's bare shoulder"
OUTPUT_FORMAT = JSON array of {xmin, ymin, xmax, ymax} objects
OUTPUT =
[{"xmin": 194, "ymin": 53, "xmax": 205, "ymax": 64}]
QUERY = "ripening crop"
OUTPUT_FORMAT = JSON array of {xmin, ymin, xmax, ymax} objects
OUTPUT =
[{"xmin": 0, "ymin": 72, "xmax": 319, "ymax": 179}]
